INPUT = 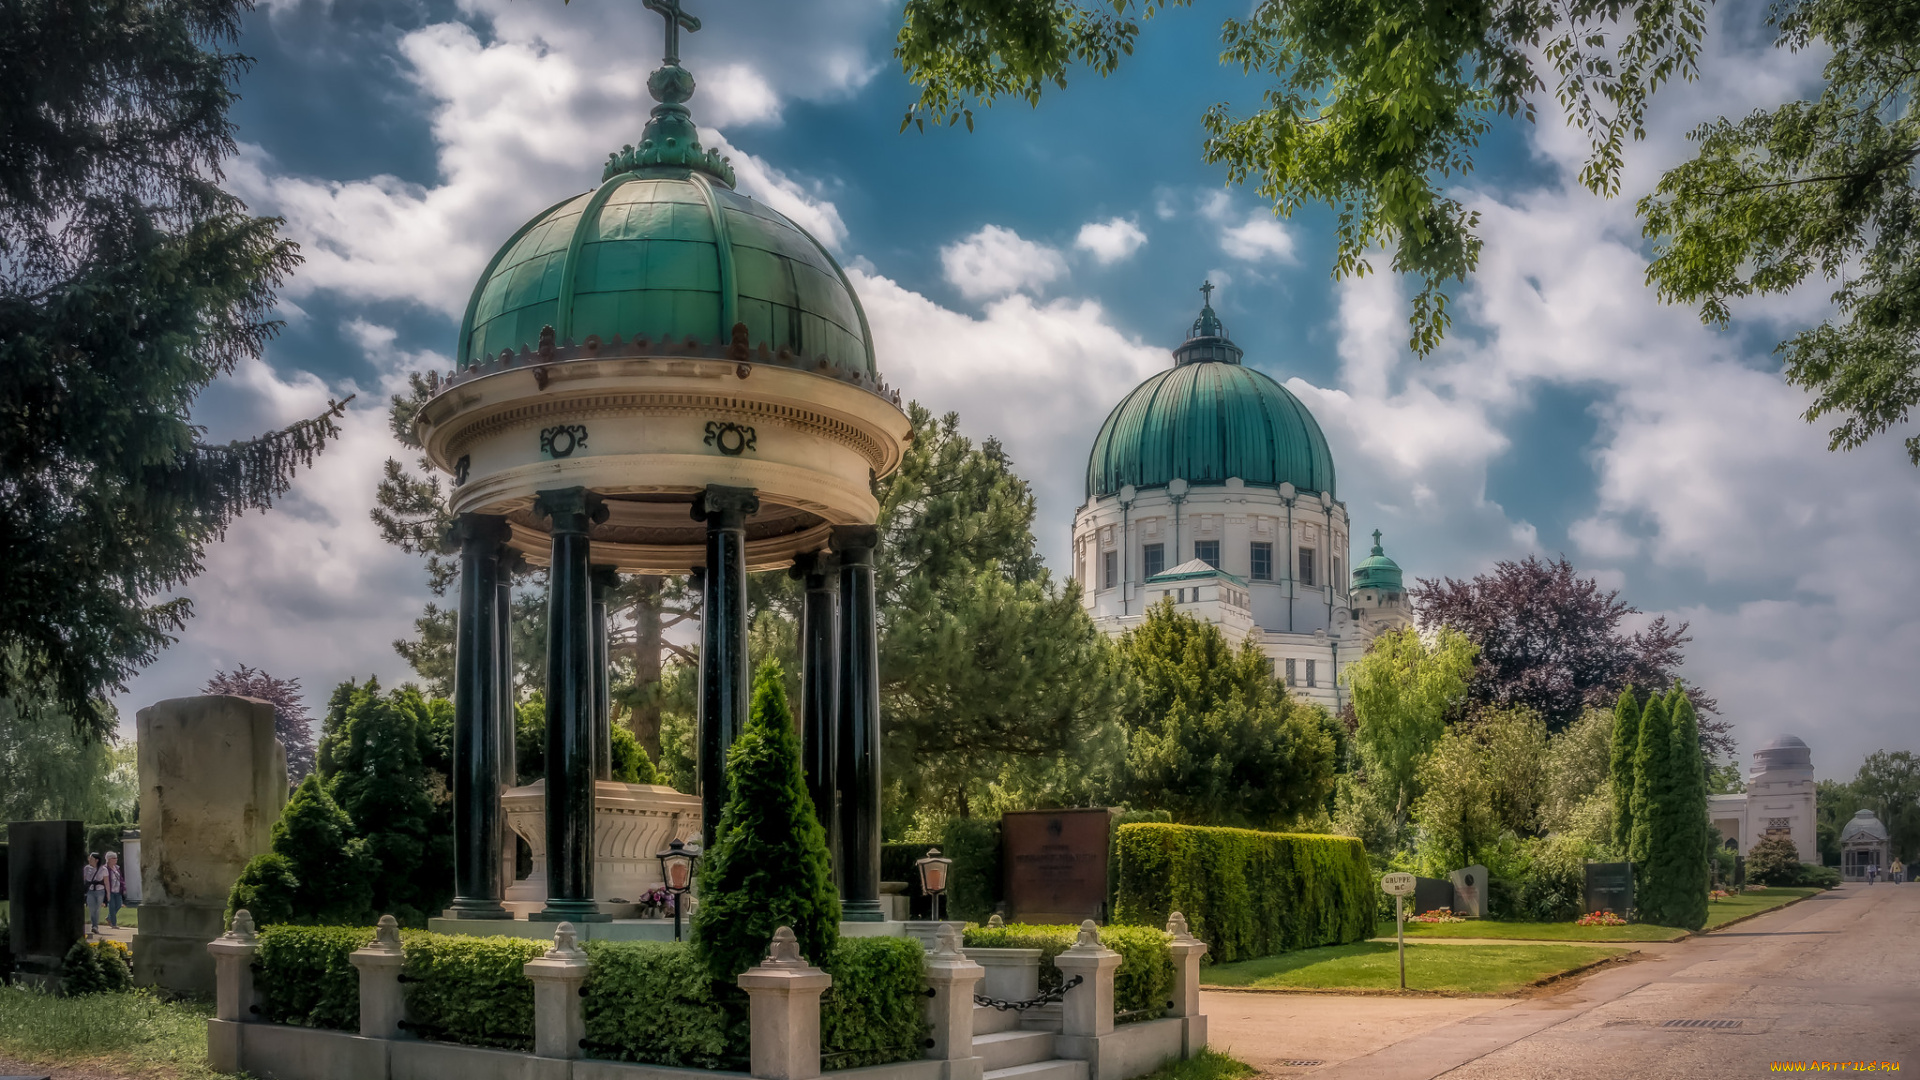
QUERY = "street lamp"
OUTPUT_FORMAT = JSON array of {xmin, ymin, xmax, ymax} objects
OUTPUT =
[
  {"xmin": 915, "ymin": 847, "xmax": 954, "ymax": 922},
  {"xmin": 657, "ymin": 838, "xmax": 699, "ymax": 941}
]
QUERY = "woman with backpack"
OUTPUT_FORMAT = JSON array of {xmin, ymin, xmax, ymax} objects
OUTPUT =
[{"xmin": 82, "ymin": 852, "xmax": 106, "ymax": 934}]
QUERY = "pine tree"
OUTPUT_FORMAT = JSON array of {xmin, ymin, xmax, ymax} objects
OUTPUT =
[
  {"xmin": 273, "ymin": 775, "xmax": 374, "ymax": 922},
  {"xmin": 692, "ymin": 661, "xmax": 840, "ymax": 982},
  {"xmin": 1664, "ymin": 688, "xmax": 1709, "ymax": 930},
  {"xmin": 1609, "ymin": 688, "xmax": 1642, "ymax": 852},
  {"xmin": 1628, "ymin": 695, "xmax": 1671, "ymax": 869}
]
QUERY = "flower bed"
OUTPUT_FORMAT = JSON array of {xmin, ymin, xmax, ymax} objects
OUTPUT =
[
  {"xmin": 1409, "ymin": 909, "xmax": 1464, "ymax": 923},
  {"xmin": 1574, "ymin": 910, "xmax": 1627, "ymax": 927}
]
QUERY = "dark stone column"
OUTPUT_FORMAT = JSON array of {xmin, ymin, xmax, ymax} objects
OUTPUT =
[
  {"xmin": 532, "ymin": 487, "xmax": 610, "ymax": 922},
  {"xmin": 591, "ymin": 566, "xmax": 618, "ymax": 782},
  {"xmin": 791, "ymin": 550, "xmax": 840, "ymax": 878},
  {"xmin": 831, "ymin": 525, "xmax": 884, "ymax": 922},
  {"xmin": 447, "ymin": 514, "xmax": 511, "ymax": 918},
  {"xmin": 496, "ymin": 566, "xmax": 518, "ymax": 892},
  {"xmin": 693, "ymin": 485, "xmax": 758, "ymax": 850}
]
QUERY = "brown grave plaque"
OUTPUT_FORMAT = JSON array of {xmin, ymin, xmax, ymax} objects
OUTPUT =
[{"xmin": 1002, "ymin": 808, "xmax": 1117, "ymax": 924}]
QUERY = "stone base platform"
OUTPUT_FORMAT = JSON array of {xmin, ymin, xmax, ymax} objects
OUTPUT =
[{"xmin": 427, "ymin": 918, "xmax": 909, "ymax": 942}]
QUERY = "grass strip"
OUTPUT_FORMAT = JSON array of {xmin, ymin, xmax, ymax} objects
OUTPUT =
[
  {"xmin": 1129, "ymin": 1049, "xmax": 1257, "ymax": 1080},
  {"xmin": 1703, "ymin": 887, "xmax": 1824, "ymax": 930},
  {"xmin": 0, "ymin": 985, "xmax": 220, "ymax": 1080},
  {"xmin": 1394, "ymin": 920, "xmax": 1687, "ymax": 942},
  {"xmin": 1201, "ymin": 941, "xmax": 1628, "ymax": 995}
]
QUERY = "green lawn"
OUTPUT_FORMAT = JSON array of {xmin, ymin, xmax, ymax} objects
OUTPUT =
[
  {"xmin": 1131, "ymin": 1049, "xmax": 1257, "ymax": 1080},
  {"xmin": 1703, "ymin": 886, "xmax": 1823, "ymax": 929},
  {"xmin": 0, "ymin": 984, "xmax": 220, "ymax": 1080},
  {"xmin": 1201, "ymin": 941, "xmax": 1628, "ymax": 995},
  {"xmin": 0, "ymin": 900, "xmax": 139, "ymax": 927},
  {"xmin": 1395, "ymin": 920, "xmax": 1688, "ymax": 942}
]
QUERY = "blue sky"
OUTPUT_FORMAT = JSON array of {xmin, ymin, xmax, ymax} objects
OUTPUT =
[{"xmin": 122, "ymin": 0, "xmax": 1920, "ymax": 779}]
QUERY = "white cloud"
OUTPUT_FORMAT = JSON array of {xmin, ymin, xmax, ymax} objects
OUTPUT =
[
  {"xmin": 1219, "ymin": 216, "xmax": 1297, "ymax": 264},
  {"xmin": 938, "ymin": 225, "xmax": 1069, "ymax": 301},
  {"xmin": 1074, "ymin": 218, "xmax": 1147, "ymax": 265}
]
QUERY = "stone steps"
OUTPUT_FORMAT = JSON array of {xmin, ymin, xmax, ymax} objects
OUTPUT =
[
  {"xmin": 974, "ymin": 1029, "xmax": 1057, "ymax": 1071},
  {"xmin": 984, "ymin": 1060, "xmax": 1089, "ymax": 1080}
]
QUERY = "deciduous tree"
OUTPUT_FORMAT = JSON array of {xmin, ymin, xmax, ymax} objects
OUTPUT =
[
  {"xmin": 204, "ymin": 664, "xmax": 317, "ymax": 782},
  {"xmin": 1343, "ymin": 626, "xmax": 1477, "ymax": 831}
]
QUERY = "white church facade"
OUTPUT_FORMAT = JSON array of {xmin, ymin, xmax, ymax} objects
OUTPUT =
[{"xmin": 1070, "ymin": 289, "xmax": 1413, "ymax": 714}]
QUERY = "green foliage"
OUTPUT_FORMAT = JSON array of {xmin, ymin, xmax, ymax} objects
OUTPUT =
[
  {"xmin": 1627, "ymin": 695, "xmax": 1671, "ymax": 866},
  {"xmin": 275, "ymin": 775, "xmax": 375, "ymax": 924},
  {"xmin": 1609, "ymin": 690, "xmax": 1642, "ymax": 851},
  {"xmin": 320, "ymin": 678, "xmax": 452, "ymax": 924},
  {"xmin": 402, "ymin": 934, "xmax": 547, "ymax": 1050},
  {"xmin": 1112, "ymin": 823, "xmax": 1374, "ymax": 963},
  {"xmin": 59, "ymin": 940, "xmax": 131, "ymax": 995},
  {"xmin": 820, "ymin": 937, "xmax": 931, "ymax": 1066},
  {"xmin": 1744, "ymin": 834, "xmax": 1807, "ymax": 886},
  {"xmin": 1118, "ymin": 601, "xmax": 1335, "ymax": 828},
  {"xmin": 1657, "ymin": 691, "xmax": 1710, "ymax": 930},
  {"xmin": 692, "ymin": 661, "xmax": 840, "ymax": 982},
  {"xmin": 1642, "ymin": 0, "xmax": 1920, "ymax": 464},
  {"xmin": 226, "ymin": 853, "xmax": 301, "ymax": 930},
  {"xmin": 959, "ymin": 923, "xmax": 1173, "ymax": 1019},
  {"xmin": 583, "ymin": 940, "xmax": 744, "ymax": 1069},
  {"xmin": 0, "ymin": 985, "xmax": 217, "ymax": 1075},
  {"xmin": 1344, "ymin": 626, "xmax": 1476, "ymax": 833},
  {"xmin": 255, "ymin": 925, "xmax": 374, "ymax": 1030},
  {"xmin": 942, "ymin": 816, "xmax": 1004, "ymax": 922},
  {"xmin": 610, "ymin": 724, "xmax": 660, "ymax": 784},
  {"xmin": 0, "ymin": 653, "xmax": 134, "ymax": 823},
  {"xmin": 1410, "ymin": 727, "xmax": 1496, "ymax": 877},
  {"xmin": 1541, "ymin": 708, "xmax": 1615, "ymax": 839},
  {"xmin": 0, "ymin": 0, "xmax": 343, "ymax": 727},
  {"xmin": 1852, "ymin": 749, "xmax": 1920, "ymax": 864}
]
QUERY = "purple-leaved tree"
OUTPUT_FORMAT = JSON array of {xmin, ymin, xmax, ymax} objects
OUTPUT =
[{"xmin": 204, "ymin": 665, "xmax": 316, "ymax": 783}]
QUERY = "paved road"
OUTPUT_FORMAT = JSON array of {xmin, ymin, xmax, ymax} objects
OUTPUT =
[{"xmin": 1205, "ymin": 883, "xmax": 1916, "ymax": 1079}]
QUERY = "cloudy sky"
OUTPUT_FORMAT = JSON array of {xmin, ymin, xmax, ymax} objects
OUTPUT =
[{"xmin": 119, "ymin": 0, "xmax": 1919, "ymax": 779}]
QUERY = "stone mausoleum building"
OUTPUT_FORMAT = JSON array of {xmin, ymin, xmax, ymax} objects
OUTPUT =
[
  {"xmin": 1709, "ymin": 734, "xmax": 1819, "ymax": 863},
  {"xmin": 1072, "ymin": 289, "xmax": 1413, "ymax": 713}
]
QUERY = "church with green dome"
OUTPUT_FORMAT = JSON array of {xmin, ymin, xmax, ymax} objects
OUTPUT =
[{"xmin": 1072, "ymin": 288, "xmax": 1412, "ymax": 711}]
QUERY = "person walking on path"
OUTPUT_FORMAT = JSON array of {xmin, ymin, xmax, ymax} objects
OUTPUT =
[
  {"xmin": 103, "ymin": 851, "xmax": 126, "ymax": 928},
  {"xmin": 82, "ymin": 852, "xmax": 106, "ymax": 934}
]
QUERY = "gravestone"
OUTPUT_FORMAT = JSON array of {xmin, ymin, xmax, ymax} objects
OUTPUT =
[
  {"xmin": 6, "ymin": 820, "xmax": 85, "ymax": 987},
  {"xmin": 1413, "ymin": 876, "xmax": 1454, "ymax": 915},
  {"xmin": 1448, "ymin": 864, "xmax": 1488, "ymax": 919},
  {"xmin": 1002, "ymin": 808, "xmax": 1116, "ymax": 924},
  {"xmin": 133, "ymin": 696, "xmax": 287, "ymax": 994},
  {"xmin": 119, "ymin": 829, "xmax": 142, "ymax": 903},
  {"xmin": 1584, "ymin": 860, "xmax": 1634, "ymax": 915}
]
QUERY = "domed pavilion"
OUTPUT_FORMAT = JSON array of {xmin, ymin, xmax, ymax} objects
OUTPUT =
[
  {"xmin": 1072, "ymin": 285, "xmax": 1411, "ymax": 711},
  {"xmin": 416, "ymin": 1, "xmax": 909, "ymax": 927}
]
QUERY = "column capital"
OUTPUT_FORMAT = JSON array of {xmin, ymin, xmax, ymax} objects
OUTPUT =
[
  {"xmin": 447, "ymin": 512, "xmax": 511, "ymax": 552},
  {"xmin": 790, "ymin": 549, "xmax": 839, "ymax": 586},
  {"xmin": 693, "ymin": 484, "xmax": 760, "ymax": 525},
  {"xmin": 829, "ymin": 524, "xmax": 879, "ymax": 560},
  {"xmin": 534, "ymin": 487, "xmax": 607, "ymax": 535}
]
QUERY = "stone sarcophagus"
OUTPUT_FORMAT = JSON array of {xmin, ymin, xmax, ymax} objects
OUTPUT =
[{"xmin": 502, "ymin": 779, "xmax": 700, "ymax": 918}]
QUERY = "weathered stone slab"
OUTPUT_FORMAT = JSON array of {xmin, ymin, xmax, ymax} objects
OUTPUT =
[{"xmin": 6, "ymin": 819, "xmax": 84, "ymax": 985}]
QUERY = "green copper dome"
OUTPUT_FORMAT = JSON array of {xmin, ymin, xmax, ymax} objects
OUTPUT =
[
  {"xmin": 455, "ymin": 7, "xmax": 874, "ymax": 374},
  {"xmin": 1352, "ymin": 530, "xmax": 1403, "ymax": 592},
  {"xmin": 1086, "ymin": 291, "xmax": 1336, "ymax": 499}
]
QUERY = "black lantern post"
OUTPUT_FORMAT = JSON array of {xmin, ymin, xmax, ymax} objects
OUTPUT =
[
  {"xmin": 915, "ymin": 847, "xmax": 954, "ymax": 922},
  {"xmin": 657, "ymin": 838, "xmax": 699, "ymax": 941}
]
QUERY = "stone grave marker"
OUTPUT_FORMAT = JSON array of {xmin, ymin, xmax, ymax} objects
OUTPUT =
[
  {"xmin": 1449, "ymin": 864, "xmax": 1488, "ymax": 919},
  {"xmin": 1002, "ymin": 808, "xmax": 1116, "ymax": 924},
  {"xmin": 1584, "ymin": 860, "xmax": 1634, "ymax": 916},
  {"xmin": 7, "ymin": 820, "xmax": 84, "ymax": 987},
  {"xmin": 1413, "ymin": 876, "xmax": 1454, "ymax": 915}
]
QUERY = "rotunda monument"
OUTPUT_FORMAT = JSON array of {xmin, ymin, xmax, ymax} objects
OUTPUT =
[
  {"xmin": 416, "ymin": 0, "xmax": 909, "ymax": 926},
  {"xmin": 1073, "ymin": 285, "xmax": 1412, "ymax": 710}
]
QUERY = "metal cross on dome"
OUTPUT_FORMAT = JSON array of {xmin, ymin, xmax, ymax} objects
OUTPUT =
[
  {"xmin": 644, "ymin": 0, "xmax": 701, "ymax": 65},
  {"xmin": 1200, "ymin": 280, "xmax": 1215, "ymax": 306}
]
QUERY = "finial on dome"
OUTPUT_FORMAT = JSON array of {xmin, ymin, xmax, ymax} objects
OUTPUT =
[
  {"xmin": 604, "ymin": 0, "xmax": 736, "ymax": 185},
  {"xmin": 1372, "ymin": 529, "xmax": 1384, "ymax": 555},
  {"xmin": 1173, "ymin": 281, "xmax": 1241, "ymax": 365}
]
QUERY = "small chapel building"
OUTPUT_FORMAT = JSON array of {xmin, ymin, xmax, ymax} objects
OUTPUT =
[
  {"xmin": 1071, "ymin": 290, "xmax": 1413, "ymax": 713},
  {"xmin": 1708, "ymin": 734, "xmax": 1819, "ymax": 863}
]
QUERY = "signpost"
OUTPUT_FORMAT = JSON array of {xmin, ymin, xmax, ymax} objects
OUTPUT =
[{"xmin": 1381, "ymin": 872, "xmax": 1416, "ymax": 990}]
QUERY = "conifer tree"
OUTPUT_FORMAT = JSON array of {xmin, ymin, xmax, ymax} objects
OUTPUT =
[
  {"xmin": 1628, "ymin": 695, "xmax": 1671, "ymax": 868},
  {"xmin": 320, "ymin": 679, "xmax": 448, "ymax": 923},
  {"xmin": 1609, "ymin": 688, "xmax": 1642, "ymax": 852},
  {"xmin": 692, "ymin": 661, "xmax": 840, "ymax": 982},
  {"xmin": 1664, "ymin": 688, "xmax": 1710, "ymax": 930}
]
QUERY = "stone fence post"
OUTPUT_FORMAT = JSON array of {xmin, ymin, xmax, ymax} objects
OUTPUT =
[
  {"xmin": 349, "ymin": 915, "xmax": 407, "ymax": 1039},
  {"xmin": 923, "ymin": 924, "xmax": 984, "ymax": 1080},
  {"xmin": 206, "ymin": 910, "xmax": 260, "ymax": 1073},
  {"xmin": 1165, "ymin": 913, "xmax": 1209, "ymax": 1057},
  {"xmin": 1053, "ymin": 921, "xmax": 1121, "ymax": 1040},
  {"xmin": 738, "ymin": 926, "xmax": 832, "ymax": 1080},
  {"xmin": 523, "ymin": 922, "xmax": 591, "ymax": 1059}
]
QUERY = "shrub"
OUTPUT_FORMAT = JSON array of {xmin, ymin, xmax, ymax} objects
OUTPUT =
[
  {"xmin": 59, "ymin": 939, "xmax": 131, "ymax": 995},
  {"xmin": 692, "ymin": 661, "xmax": 839, "ymax": 983},
  {"xmin": 961, "ymin": 923, "xmax": 1172, "ymax": 1020},
  {"xmin": 1111, "ymin": 823, "xmax": 1374, "ymax": 962},
  {"xmin": 821, "ymin": 937, "xmax": 929, "ymax": 1066},
  {"xmin": 611, "ymin": 725, "xmax": 660, "ymax": 785},
  {"xmin": 227, "ymin": 853, "xmax": 301, "ymax": 930},
  {"xmin": 1743, "ymin": 834, "xmax": 1803, "ymax": 886},
  {"xmin": 582, "ymin": 940, "xmax": 745, "ymax": 1069},
  {"xmin": 881, "ymin": 816, "xmax": 1003, "ymax": 922},
  {"xmin": 401, "ymin": 933, "xmax": 548, "ymax": 1049},
  {"xmin": 256, "ymin": 925, "xmax": 373, "ymax": 1029}
]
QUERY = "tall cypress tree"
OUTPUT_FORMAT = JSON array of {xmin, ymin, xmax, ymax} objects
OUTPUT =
[
  {"xmin": 693, "ymin": 661, "xmax": 840, "ymax": 982},
  {"xmin": 1609, "ymin": 688, "xmax": 1642, "ymax": 852},
  {"xmin": 1629, "ymin": 695, "xmax": 1671, "ymax": 869},
  {"xmin": 1665, "ymin": 687, "xmax": 1709, "ymax": 930}
]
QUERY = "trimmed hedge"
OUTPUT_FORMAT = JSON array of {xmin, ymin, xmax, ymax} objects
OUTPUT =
[
  {"xmin": 820, "ymin": 937, "xmax": 929, "ymax": 1067},
  {"xmin": 962, "ymin": 923, "xmax": 1172, "ymax": 1021},
  {"xmin": 402, "ymin": 933, "xmax": 549, "ymax": 1049},
  {"xmin": 1111, "ymin": 823, "xmax": 1375, "ymax": 963},
  {"xmin": 256, "ymin": 925, "xmax": 374, "ymax": 1029},
  {"xmin": 583, "ymin": 940, "xmax": 745, "ymax": 1069}
]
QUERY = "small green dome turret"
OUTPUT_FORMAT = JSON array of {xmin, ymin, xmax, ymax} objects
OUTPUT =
[
  {"xmin": 1352, "ymin": 530, "xmax": 1403, "ymax": 592},
  {"xmin": 1086, "ymin": 283, "xmax": 1335, "ymax": 499}
]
